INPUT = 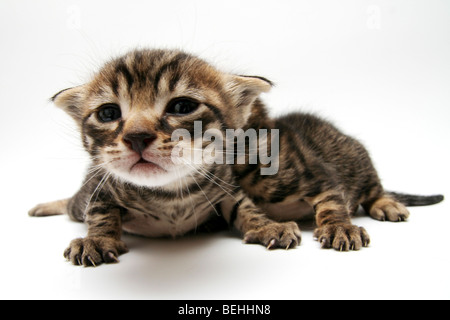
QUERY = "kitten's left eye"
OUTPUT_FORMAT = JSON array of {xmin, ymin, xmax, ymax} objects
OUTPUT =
[
  {"xmin": 97, "ymin": 104, "xmax": 122, "ymax": 122},
  {"xmin": 166, "ymin": 98, "xmax": 199, "ymax": 115}
]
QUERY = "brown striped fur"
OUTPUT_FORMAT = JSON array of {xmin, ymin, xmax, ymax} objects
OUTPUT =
[{"xmin": 29, "ymin": 49, "xmax": 443, "ymax": 266}]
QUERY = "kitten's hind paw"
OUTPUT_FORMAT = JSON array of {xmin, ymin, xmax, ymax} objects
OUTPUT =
[
  {"xmin": 28, "ymin": 198, "xmax": 69, "ymax": 217},
  {"xmin": 368, "ymin": 197, "xmax": 410, "ymax": 222},
  {"xmin": 243, "ymin": 221, "xmax": 302, "ymax": 250}
]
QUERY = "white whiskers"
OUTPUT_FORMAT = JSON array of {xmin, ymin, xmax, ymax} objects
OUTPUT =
[
  {"xmin": 83, "ymin": 166, "xmax": 113, "ymax": 218},
  {"xmin": 178, "ymin": 157, "xmax": 239, "ymax": 202}
]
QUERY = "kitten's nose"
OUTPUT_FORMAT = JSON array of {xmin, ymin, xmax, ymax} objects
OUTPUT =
[{"xmin": 123, "ymin": 132, "xmax": 157, "ymax": 155}]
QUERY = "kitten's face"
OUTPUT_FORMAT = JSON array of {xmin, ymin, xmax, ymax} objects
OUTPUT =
[{"xmin": 53, "ymin": 49, "xmax": 271, "ymax": 188}]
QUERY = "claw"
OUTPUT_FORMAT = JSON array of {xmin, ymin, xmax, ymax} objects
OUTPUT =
[
  {"xmin": 87, "ymin": 256, "xmax": 97, "ymax": 267},
  {"xmin": 266, "ymin": 239, "xmax": 276, "ymax": 250},
  {"xmin": 106, "ymin": 252, "xmax": 119, "ymax": 263},
  {"xmin": 320, "ymin": 237, "xmax": 328, "ymax": 249}
]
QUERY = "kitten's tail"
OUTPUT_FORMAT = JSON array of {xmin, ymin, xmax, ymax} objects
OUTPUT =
[{"xmin": 387, "ymin": 192, "xmax": 444, "ymax": 207}]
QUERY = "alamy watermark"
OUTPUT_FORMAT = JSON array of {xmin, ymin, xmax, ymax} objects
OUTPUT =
[{"xmin": 171, "ymin": 121, "xmax": 280, "ymax": 176}]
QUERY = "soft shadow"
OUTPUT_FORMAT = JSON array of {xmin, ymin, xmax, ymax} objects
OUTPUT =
[
  {"xmin": 101, "ymin": 208, "xmax": 374, "ymax": 297},
  {"xmin": 113, "ymin": 230, "xmax": 238, "ymax": 297}
]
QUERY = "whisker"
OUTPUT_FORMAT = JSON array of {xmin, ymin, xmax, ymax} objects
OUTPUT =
[
  {"xmin": 182, "ymin": 173, "xmax": 198, "ymax": 229},
  {"xmin": 188, "ymin": 147, "xmax": 260, "ymax": 155},
  {"xmin": 188, "ymin": 171, "xmax": 220, "ymax": 217},
  {"xmin": 180, "ymin": 158, "xmax": 238, "ymax": 202},
  {"xmin": 83, "ymin": 171, "xmax": 112, "ymax": 217},
  {"xmin": 79, "ymin": 159, "xmax": 116, "ymax": 191},
  {"xmin": 175, "ymin": 165, "xmax": 184, "ymax": 202},
  {"xmin": 196, "ymin": 165, "xmax": 240, "ymax": 189},
  {"xmin": 84, "ymin": 159, "xmax": 115, "ymax": 177},
  {"xmin": 81, "ymin": 167, "xmax": 105, "ymax": 189}
]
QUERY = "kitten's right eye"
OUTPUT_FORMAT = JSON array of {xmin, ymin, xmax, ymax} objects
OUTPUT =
[
  {"xmin": 97, "ymin": 104, "xmax": 122, "ymax": 122},
  {"xmin": 166, "ymin": 98, "xmax": 200, "ymax": 115}
]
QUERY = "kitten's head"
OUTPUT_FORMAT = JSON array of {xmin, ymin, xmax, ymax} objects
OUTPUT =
[{"xmin": 53, "ymin": 49, "xmax": 271, "ymax": 188}]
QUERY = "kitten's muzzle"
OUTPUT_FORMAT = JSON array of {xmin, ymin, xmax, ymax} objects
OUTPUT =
[{"xmin": 123, "ymin": 132, "xmax": 157, "ymax": 155}]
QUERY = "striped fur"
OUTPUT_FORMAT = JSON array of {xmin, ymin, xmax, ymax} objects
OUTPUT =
[
  {"xmin": 29, "ymin": 49, "xmax": 443, "ymax": 266},
  {"xmin": 30, "ymin": 49, "xmax": 293, "ymax": 266}
]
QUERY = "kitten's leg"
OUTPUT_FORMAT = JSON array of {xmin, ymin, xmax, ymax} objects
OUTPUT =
[
  {"xmin": 64, "ymin": 206, "xmax": 128, "ymax": 266},
  {"xmin": 306, "ymin": 190, "xmax": 370, "ymax": 251},
  {"xmin": 221, "ymin": 193, "xmax": 302, "ymax": 249},
  {"xmin": 28, "ymin": 198, "xmax": 69, "ymax": 217},
  {"xmin": 29, "ymin": 189, "xmax": 87, "ymax": 222}
]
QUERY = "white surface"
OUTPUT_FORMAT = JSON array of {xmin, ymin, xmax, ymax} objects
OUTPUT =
[{"xmin": 1, "ymin": 0, "xmax": 449, "ymax": 300}]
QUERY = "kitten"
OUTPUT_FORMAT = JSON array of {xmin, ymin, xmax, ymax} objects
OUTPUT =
[{"xmin": 29, "ymin": 49, "xmax": 443, "ymax": 266}]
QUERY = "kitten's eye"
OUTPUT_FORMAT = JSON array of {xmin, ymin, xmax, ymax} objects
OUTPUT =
[
  {"xmin": 97, "ymin": 104, "xmax": 122, "ymax": 122},
  {"xmin": 166, "ymin": 98, "xmax": 199, "ymax": 115}
]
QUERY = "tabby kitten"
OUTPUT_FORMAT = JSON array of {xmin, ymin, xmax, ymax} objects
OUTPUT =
[{"xmin": 29, "ymin": 49, "xmax": 443, "ymax": 266}]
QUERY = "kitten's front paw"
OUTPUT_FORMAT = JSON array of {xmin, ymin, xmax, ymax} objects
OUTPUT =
[
  {"xmin": 64, "ymin": 237, "xmax": 128, "ymax": 267},
  {"xmin": 314, "ymin": 224, "xmax": 370, "ymax": 251},
  {"xmin": 243, "ymin": 222, "xmax": 302, "ymax": 250}
]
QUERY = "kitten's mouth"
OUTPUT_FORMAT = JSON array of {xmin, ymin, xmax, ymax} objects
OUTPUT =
[
  {"xmin": 137, "ymin": 158, "xmax": 151, "ymax": 164},
  {"xmin": 130, "ymin": 157, "xmax": 167, "ymax": 173}
]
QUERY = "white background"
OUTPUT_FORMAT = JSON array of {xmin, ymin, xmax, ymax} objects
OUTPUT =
[{"xmin": 0, "ymin": 0, "xmax": 449, "ymax": 299}]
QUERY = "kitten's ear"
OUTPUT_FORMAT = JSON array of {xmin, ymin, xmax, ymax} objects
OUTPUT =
[
  {"xmin": 225, "ymin": 75, "xmax": 272, "ymax": 127},
  {"xmin": 51, "ymin": 86, "xmax": 85, "ymax": 122},
  {"xmin": 226, "ymin": 75, "xmax": 272, "ymax": 108}
]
